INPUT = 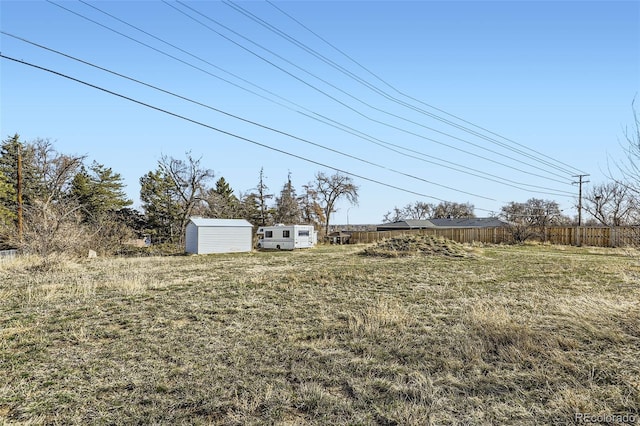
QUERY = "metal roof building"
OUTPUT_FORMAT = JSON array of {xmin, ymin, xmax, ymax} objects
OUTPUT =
[
  {"xmin": 185, "ymin": 218, "xmax": 253, "ymax": 254},
  {"xmin": 428, "ymin": 218, "xmax": 508, "ymax": 228},
  {"xmin": 376, "ymin": 220, "xmax": 436, "ymax": 231},
  {"xmin": 376, "ymin": 218, "xmax": 507, "ymax": 231}
]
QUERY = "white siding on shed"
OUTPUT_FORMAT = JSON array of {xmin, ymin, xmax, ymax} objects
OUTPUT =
[
  {"xmin": 185, "ymin": 218, "xmax": 253, "ymax": 254},
  {"xmin": 185, "ymin": 222, "xmax": 199, "ymax": 253}
]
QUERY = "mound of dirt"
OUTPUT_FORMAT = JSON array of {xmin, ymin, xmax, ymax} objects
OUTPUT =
[{"xmin": 361, "ymin": 234, "xmax": 472, "ymax": 258}]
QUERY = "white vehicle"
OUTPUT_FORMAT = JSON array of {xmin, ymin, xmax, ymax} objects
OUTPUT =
[{"xmin": 256, "ymin": 224, "xmax": 318, "ymax": 250}]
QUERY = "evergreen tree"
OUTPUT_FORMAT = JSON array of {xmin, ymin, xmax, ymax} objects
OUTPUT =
[
  {"xmin": 214, "ymin": 177, "xmax": 234, "ymax": 200},
  {"xmin": 70, "ymin": 161, "xmax": 132, "ymax": 221},
  {"xmin": 140, "ymin": 169, "xmax": 182, "ymax": 243},
  {"xmin": 0, "ymin": 170, "xmax": 15, "ymax": 227},
  {"xmin": 204, "ymin": 177, "xmax": 240, "ymax": 218},
  {"xmin": 274, "ymin": 172, "xmax": 301, "ymax": 224},
  {"xmin": 114, "ymin": 207, "xmax": 148, "ymax": 238},
  {"xmin": 0, "ymin": 134, "xmax": 42, "ymax": 209},
  {"xmin": 256, "ymin": 167, "xmax": 273, "ymax": 225},
  {"xmin": 239, "ymin": 192, "xmax": 262, "ymax": 226}
]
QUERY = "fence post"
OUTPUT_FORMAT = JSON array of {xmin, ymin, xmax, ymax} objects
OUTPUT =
[
  {"xmin": 575, "ymin": 226, "xmax": 581, "ymax": 246},
  {"xmin": 610, "ymin": 227, "xmax": 616, "ymax": 247}
]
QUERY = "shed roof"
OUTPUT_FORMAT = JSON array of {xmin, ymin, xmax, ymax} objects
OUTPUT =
[{"xmin": 189, "ymin": 217, "xmax": 253, "ymax": 227}]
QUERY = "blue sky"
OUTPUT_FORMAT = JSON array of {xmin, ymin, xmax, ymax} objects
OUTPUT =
[{"xmin": 1, "ymin": 0, "xmax": 639, "ymax": 225}]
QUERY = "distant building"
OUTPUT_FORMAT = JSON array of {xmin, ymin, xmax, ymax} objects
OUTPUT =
[
  {"xmin": 428, "ymin": 218, "xmax": 509, "ymax": 228},
  {"xmin": 377, "ymin": 217, "xmax": 507, "ymax": 231},
  {"xmin": 326, "ymin": 230, "xmax": 351, "ymax": 245},
  {"xmin": 376, "ymin": 220, "xmax": 435, "ymax": 231}
]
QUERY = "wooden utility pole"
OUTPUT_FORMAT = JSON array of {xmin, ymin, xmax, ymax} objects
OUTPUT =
[
  {"xmin": 572, "ymin": 174, "xmax": 590, "ymax": 226},
  {"xmin": 17, "ymin": 144, "xmax": 24, "ymax": 241},
  {"xmin": 572, "ymin": 174, "xmax": 589, "ymax": 246}
]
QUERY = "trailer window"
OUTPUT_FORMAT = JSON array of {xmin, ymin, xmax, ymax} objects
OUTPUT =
[
  {"xmin": 298, "ymin": 230, "xmax": 310, "ymax": 237},
  {"xmin": 265, "ymin": 231, "xmax": 273, "ymax": 238},
  {"xmin": 283, "ymin": 230, "xmax": 290, "ymax": 238}
]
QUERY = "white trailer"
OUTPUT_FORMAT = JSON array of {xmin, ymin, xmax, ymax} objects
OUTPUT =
[{"xmin": 256, "ymin": 224, "xmax": 318, "ymax": 250}]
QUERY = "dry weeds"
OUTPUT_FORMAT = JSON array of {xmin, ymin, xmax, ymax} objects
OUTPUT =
[
  {"xmin": 361, "ymin": 234, "xmax": 474, "ymax": 258},
  {"xmin": 1, "ymin": 243, "xmax": 638, "ymax": 424}
]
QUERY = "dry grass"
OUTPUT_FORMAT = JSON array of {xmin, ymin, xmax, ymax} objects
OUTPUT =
[
  {"xmin": 1, "ymin": 243, "xmax": 639, "ymax": 424},
  {"xmin": 361, "ymin": 234, "xmax": 473, "ymax": 258}
]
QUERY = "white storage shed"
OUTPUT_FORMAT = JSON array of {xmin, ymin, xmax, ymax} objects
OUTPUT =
[{"xmin": 185, "ymin": 218, "xmax": 253, "ymax": 254}]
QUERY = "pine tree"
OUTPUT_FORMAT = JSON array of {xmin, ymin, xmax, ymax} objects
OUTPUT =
[
  {"xmin": 204, "ymin": 177, "xmax": 239, "ymax": 218},
  {"xmin": 0, "ymin": 170, "xmax": 15, "ymax": 227},
  {"xmin": 0, "ymin": 134, "xmax": 43, "ymax": 209},
  {"xmin": 215, "ymin": 177, "xmax": 234, "ymax": 200},
  {"xmin": 140, "ymin": 169, "xmax": 181, "ymax": 243},
  {"xmin": 70, "ymin": 161, "xmax": 132, "ymax": 221},
  {"xmin": 275, "ymin": 172, "xmax": 301, "ymax": 224},
  {"xmin": 256, "ymin": 167, "xmax": 273, "ymax": 225},
  {"xmin": 239, "ymin": 192, "xmax": 262, "ymax": 226}
]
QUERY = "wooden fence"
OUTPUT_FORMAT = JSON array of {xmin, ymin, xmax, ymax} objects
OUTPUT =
[{"xmin": 348, "ymin": 227, "xmax": 640, "ymax": 248}]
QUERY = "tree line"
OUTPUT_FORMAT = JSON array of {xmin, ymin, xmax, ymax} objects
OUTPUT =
[
  {"xmin": 0, "ymin": 134, "xmax": 359, "ymax": 256},
  {"xmin": 139, "ymin": 153, "xmax": 358, "ymax": 245},
  {"xmin": 2, "ymin": 104, "xmax": 639, "ymax": 256},
  {"xmin": 384, "ymin": 192, "xmax": 639, "ymax": 243},
  {"xmin": 382, "ymin": 102, "xmax": 640, "ymax": 236}
]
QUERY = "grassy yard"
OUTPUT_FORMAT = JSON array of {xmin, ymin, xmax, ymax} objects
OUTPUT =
[{"xmin": 1, "ymin": 242, "xmax": 639, "ymax": 425}]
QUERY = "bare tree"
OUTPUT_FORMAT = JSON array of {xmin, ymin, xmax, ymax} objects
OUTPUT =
[
  {"xmin": 299, "ymin": 183, "xmax": 325, "ymax": 230},
  {"xmin": 158, "ymin": 153, "xmax": 214, "ymax": 245},
  {"xmin": 382, "ymin": 206, "xmax": 404, "ymax": 223},
  {"xmin": 10, "ymin": 139, "xmax": 86, "ymax": 256},
  {"xmin": 584, "ymin": 182, "xmax": 638, "ymax": 226},
  {"xmin": 501, "ymin": 198, "xmax": 568, "ymax": 242},
  {"xmin": 606, "ymin": 99, "xmax": 640, "ymax": 245},
  {"xmin": 615, "ymin": 98, "xmax": 640, "ymax": 194},
  {"xmin": 432, "ymin": 201, "xmax": 475, "ymax": 219},
  {"xmin": 382, "ymin": 201, "xmax": 435, "ymax": 222},
  {"xmin": 32, "ymin": 138, "xmax": 85, "ymax": 204},
  {"xmin": 312, "ymin": 171, "xmax": 358, "ymax": 236},
  {"xmin": 13, "ymin": 198, "xmax": 88, "ymax": 257}
]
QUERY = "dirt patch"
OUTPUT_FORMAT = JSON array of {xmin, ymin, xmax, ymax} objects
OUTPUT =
[{"xmin": 361, "ymin": 234, "xmax": 472, "ymax": 258}]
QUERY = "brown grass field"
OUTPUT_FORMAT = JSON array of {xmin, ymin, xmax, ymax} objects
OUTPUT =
[{"xmin": 1, "ymin": 239, "xmax": 639, "ymax": 425}]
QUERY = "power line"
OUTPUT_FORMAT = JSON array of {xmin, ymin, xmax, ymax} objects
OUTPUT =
[
  {"xmin": 573, "ymin": 174, "xmax": 590, "ymax": 226},
  {"xmin": 264, "ymin": 0, "xmax": 587, "ymax": 177},
  {"xmin": 1, "ymin": 53, "xmax": 504, "ymax": 212},
  {"xmin": 38, "ymin": 2, "xmax": 576, "ymax": 193},
  {"xmin": 169, "ymin": 0, "xmax": 575, "ymax": 184},
  {"xmin": 228, "ymin": 0, "xmax": 578, "ymax": 176},
  {"xmin": 2, "ymin": 31, "xmax": 569, "ymax": 201}
]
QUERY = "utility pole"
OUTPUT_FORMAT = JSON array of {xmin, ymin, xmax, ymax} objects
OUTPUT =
[
  {"xmin": 17, "ymin": 144, "xmax": 23, "ymax": 242},
  {"xmin": 572, "ymin": 174, "xmax": 590, "ymax": 226},
  {"xmin": 572, "ymin": 174, "xmax": 589, "ymax": 246}
]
